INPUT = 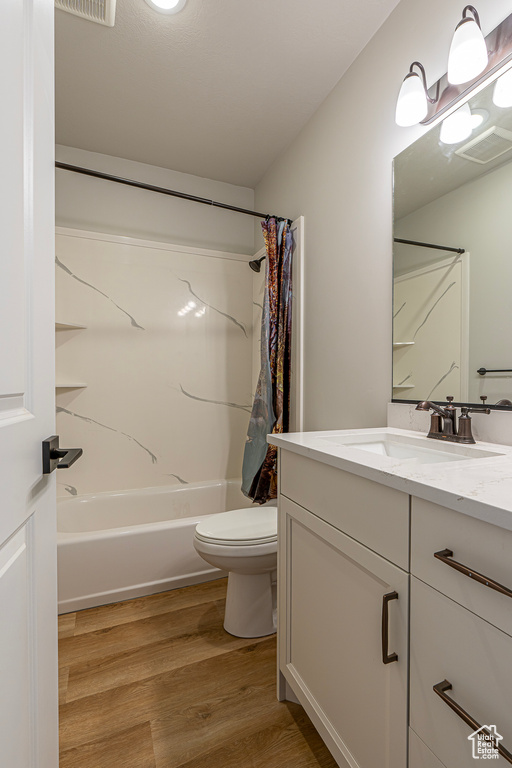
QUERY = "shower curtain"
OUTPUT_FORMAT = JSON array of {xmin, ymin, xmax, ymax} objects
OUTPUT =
[{"xmin": 241, "ymin": 217, "xmax": 293, "ymax": 503}]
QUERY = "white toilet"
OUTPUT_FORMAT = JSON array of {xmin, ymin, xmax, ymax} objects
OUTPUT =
[{"xmin": 193, "ymin": 505, "xmax": 277, "ymax": 638}]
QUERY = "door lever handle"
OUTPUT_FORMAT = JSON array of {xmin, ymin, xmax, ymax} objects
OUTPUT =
[{"xmin": 42, "ymin": 435, "xmax": 83, "ymax": 474}]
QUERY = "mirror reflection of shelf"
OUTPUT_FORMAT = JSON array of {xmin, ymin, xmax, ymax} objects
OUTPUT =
[
  {"xmin": 393, "ymin": 342, "xmax": 414, "ymax": 349},
  {"xmin": 55, "ymin": 322, "xmax": 87, "ymax": 331},
  {"xmin": 392, "ymin": 384, "xmax": 415, "ymax": 390}
]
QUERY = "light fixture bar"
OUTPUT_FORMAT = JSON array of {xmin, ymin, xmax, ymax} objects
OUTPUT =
[{"xmin": 421, "ymin": 10, "xmax": 512, "ymax": 125}]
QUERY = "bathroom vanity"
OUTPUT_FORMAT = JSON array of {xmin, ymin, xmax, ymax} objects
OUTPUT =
[{"xmin": 269, "ymin": 427, "xmax": 512, "ymax": 768}]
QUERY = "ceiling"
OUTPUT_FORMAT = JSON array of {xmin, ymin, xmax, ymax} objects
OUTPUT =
[{"xmin": 55, "ymin": 0, "xmax": 401, "ymax": 188}]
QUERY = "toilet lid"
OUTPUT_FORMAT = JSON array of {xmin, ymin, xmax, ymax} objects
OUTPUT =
[{"xmin": 195, "ymin": 507, "xmax": 277, "ymax": 545}]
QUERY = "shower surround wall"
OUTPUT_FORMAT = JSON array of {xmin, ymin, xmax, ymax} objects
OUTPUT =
[
  {"xmin": 55, "ymin": 146, "xmax": 256, "ymax": 499},
  {"xmin": 55, "ymin": 229, "xmax": 255, "ymax": 497}
]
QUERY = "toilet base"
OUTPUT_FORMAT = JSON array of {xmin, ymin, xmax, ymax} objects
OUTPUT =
[{"xmin": 223, "ymin": 570, "xmax": 276, "ymax": 638}]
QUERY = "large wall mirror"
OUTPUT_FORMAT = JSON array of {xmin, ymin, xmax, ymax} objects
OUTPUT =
[{"xmin": 393, "ymin": 74, "xmax": 512, "ymax": 410}]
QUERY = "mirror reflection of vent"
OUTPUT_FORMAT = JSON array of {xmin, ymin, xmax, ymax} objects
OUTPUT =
[
  {"xmin": 54, "ymin": 0, "xmax": 116, "ymax": 26},
  {"xmin": 455, "ymin": 126, "xmax": 512, "ymax": 164}
]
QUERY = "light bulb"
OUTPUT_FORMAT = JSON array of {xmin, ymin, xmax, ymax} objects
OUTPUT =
[
  {"xmin": 395, "ymin": 72, "xmax": 428, "ymax": 127},
  {"xmin": 470, "ymin": 108, "xmax": 487, "ymax": 128},
  {"xmin": 144, "ymin": 0, "xmax": 187, "ymax": 14},
  {"xmin": 493, "ymin": 67, "xmax": 512, "ymax": 108},
  {"xmin": 439, "ymin": 103, "xmax": 473, "ymax": 144},
  {"xmin": 447, "ymin": 12, "xmax": 488, "ymax": 85}
]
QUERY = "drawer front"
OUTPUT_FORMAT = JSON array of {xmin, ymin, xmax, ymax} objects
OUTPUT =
[
  {"xmin": 410, "ymin": 577, "xmax": 512, "ymax": 768},
  {"xmin": 411, "ymin": 497, "xmax": 512, "ymax": 637},
  {"xmin": 280, "ymin": 450, "xmax": 409, "ymax": 568}
]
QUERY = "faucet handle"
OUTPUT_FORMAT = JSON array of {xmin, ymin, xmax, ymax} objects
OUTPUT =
[
  {"xmin": 445, "ymin": 396, "xmax": 456, "ymax": 415},
  {"xmin": 480, "ymin": 396, "xmax": 488, "ymax": 406}
]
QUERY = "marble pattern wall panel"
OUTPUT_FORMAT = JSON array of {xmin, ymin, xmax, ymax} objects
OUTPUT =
[
  {"xmin": 393, "ymin": 258, "xmax": 464, "ymax": 403},
  {"xmin": 55, "ymin": 230, "xmax": 254, "ymax": 497}
]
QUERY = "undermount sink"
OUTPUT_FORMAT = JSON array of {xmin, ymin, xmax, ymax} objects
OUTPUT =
[{"xmin": 319, "ymin": 431, "xmax": 504, "ymax": 465}]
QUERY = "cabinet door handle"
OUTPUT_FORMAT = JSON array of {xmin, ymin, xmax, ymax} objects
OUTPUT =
[
  {"xmin": 434, "ymin": 549, "xmax": 512, "ymax": 598},
  {"xmin": 381, "ymin": 591, "xmax": 398, "ymax": 664},
  {"xmin": 433, "ymin": 680, "xmax": 512, "ymax": 764}
]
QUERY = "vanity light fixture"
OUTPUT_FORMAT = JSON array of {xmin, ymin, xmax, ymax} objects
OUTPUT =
[
  {"xmin": 395, "ymin": 62, "xmax": 435, "ymax": 127},
  {"xmin": 439, "ymin": 103, "xmax": 473, "ymax": 144},
  {"xmin": 143, "ymin": 0, "xmax": 186, "ymax": 14},
  {"xmin": 493, "ymin": 67, "xmax": 512, "ymax": 108},
  {"xmin": 393, "ymin": 4, "xmax": 512, "ymax": 128},
  {"xmin": 447, "ymin": 6, "xmax": 488, "ymax": 85}
]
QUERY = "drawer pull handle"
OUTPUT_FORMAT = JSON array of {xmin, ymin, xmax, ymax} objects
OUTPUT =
[
  {"xmin": 381, "ymin": 591, "xmax": 398, "ymax": 664},
  {"xmin": 433, "ymin": 680, "xmax": 512, "ymax": 764},
  {"xmin": 434, "ymin": 549, "xmax": 512, "ymax": 598}
]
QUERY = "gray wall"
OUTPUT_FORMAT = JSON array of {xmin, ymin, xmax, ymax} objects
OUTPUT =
[
  {"xmin": 56, "ymin": 145, "xmax": 255, "ymax": 255},
  {"xmin": 254, "ymin": 0, "xmax": 512, "ymax": 431}
]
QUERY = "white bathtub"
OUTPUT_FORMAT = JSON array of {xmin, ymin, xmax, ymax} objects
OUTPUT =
[{"xmin": 57, "ymin": 480, "xmax": 258, "ymax": 613}]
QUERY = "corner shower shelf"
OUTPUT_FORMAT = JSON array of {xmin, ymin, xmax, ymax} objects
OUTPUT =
[
  {"xmin": 55, "ymin": 323, "xmax": 87, "ymax": 390},
  {"xmin": 392, "ymin": 384, "xmax": 415, "ymax": 390},
  {"xmin": 393, "ymin": 342, "xmax": 415, "ymax": 349},
  {"xmin": 55, "ymin": 322, "xmax": 87, "ymax": 331},
  {"xmin": 55, "ymin": 382, "xmax": 87, "ymax": 389}
]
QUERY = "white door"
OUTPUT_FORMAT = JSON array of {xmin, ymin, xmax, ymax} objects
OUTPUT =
[{"xmin": 0, "ymin": 1, "xmax": 58, "ymax": 766}]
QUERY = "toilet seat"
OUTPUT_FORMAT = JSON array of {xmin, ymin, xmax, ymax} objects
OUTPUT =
[{"xmin": 194, "ymin": 507, "xmax": 277, "ymax": 547}]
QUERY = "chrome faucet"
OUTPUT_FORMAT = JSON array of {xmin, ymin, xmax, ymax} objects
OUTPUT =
[{"xmin": 416, "ymin": 396, "xmax": 490, "ymax": 444}]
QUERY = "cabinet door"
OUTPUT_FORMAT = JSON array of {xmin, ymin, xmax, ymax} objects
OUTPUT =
[
  {"xmin": 410, "ymin": 577, "xmax": 512, "ymax": 767},
  {"xmin": 279, "ymin": 496, "xmax": 408, "ymax": 768},
  {"xmin": 409, "ymin": 729, "xmax": 446, "ymax": 768}
]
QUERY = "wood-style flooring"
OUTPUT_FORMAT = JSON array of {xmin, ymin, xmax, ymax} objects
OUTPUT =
[{"xmin": 59, "ymin": 578, "xmax": 338, "ymax": 768}]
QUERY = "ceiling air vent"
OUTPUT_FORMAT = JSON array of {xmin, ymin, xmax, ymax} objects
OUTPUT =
[
  {"xmin": 55, "ymin": 0, "xmax": 116, "ymax": 27},
  {"xmin": 455, "ymin": 126, "xmax": 512, "ymax": 164}
]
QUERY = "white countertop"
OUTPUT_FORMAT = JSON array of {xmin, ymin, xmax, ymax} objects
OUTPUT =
[{"xmin": 268, "ymin": 427, "xmax": 512, "ymax": 532}]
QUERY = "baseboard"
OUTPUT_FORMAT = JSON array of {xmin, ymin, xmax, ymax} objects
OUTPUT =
[{"xmin": 58, "ymin": 568, "xmax": 226, "ymax": 614}]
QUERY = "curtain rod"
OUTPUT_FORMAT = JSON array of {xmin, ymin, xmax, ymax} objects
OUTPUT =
[
  {"xmin": 55, "ymin": 162, "xmax": 289, "ymax": 222},
  {"xmin": 394, "ymin": 237, "xmax": 465, "ymax": 255}
]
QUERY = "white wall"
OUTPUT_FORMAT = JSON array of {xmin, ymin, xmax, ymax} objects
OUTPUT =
[
  {"xmin": 56, "ymin": 145, "xmax": 255, "ymax": 255},
  {"xmin": 254, "ymin": 0, "xmax": 512, "ymax": 431}
]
